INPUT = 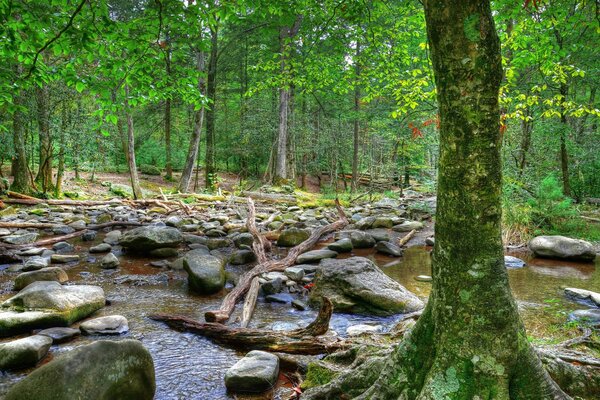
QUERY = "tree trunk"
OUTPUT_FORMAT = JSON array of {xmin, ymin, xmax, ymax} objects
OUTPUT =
[
  {"xmin": 204, "ymin": 26, "xmax": 218, "ymax": 189},
  {"xmin": 517, "ymin": 107, "xmax": 533, "ymax": 176},
  {"xmin": 55, "ymin": 103, "xmax": 67, "ymax": 196},
  {"xmin": 35, "ymin": 84, "xmax": 53, "ymax": 193},
  {"xmin": 10, "ymin": 83, "xmax": 32, "ymax": 194},
  {"xmin": 164, "ymin": 46, "xmax": 173, "ymax": 180},
  {"xmin": 559, "ymin": 84, "xmax": 571, "ymax": 197},
  {"xmin": 123, "ymin": 84, "xmax": 143, "ymax": 199},
  {"xmin": 303, "ymin": 2, "xmax": 569, "ymax": 399},
  {"xmin": 351, "ymin": 40, "xmax": 361, "ymax": 193},
  {"xmin": 179, "ymin": 50, "xmax": 206, "ymax": 193}
]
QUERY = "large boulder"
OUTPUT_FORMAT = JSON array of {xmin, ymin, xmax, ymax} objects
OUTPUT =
[
  {"xmin": 119, "ymin": 226, "xmax": 183, "ymax": 251},
  {"xmin": 183, "ymin": 250, "xmax": 225, "ymax": 294},
  {"xmin": 309, "ymin": 257, "xmax": 424, "ymax": 316},
  {"xmin": 4, "ymin": 339, "xmax": 155, "ymax": 400},
  {"xmin": 334, "ymin": 230, "xmax": 376, "ymax": 248},
  {"xmin": 14, "ymin": 267, "xmax": 68, "ymax": 290},
  {"xmin": 0, "ymin": 281, "xmax": 105, "ymax": 337},
  {"xmin": 224, "ymin": 350, "xmax": 279, "ymax": 393},
  {"xmin": 564, "ymin": 288, "xmax": 600, "ymax": 307},
  {"xmin": 529, "ymin": 235, "xmax": 596, "ymax": 261},
  {"xmin": 0, "ymin": 335, "xmax": 52, "ymax": 370},
  {"xmin": 277, "ymin": 228, "xmax": 310, "ymax": 247}
]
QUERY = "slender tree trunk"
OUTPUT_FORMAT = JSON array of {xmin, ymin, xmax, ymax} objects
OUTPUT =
[
  {"xmin": 164, "ymin": 46, "xmax": 173, "ymax": 180},
  {"xmin": 205, "ymin": 26, "xmax": 218, "ymax": 189},
  {"xmin": 274, "ymin": 15, "xmax": 303, "ymax": 184},
  {"xmin": 35, "ymin": 84, "xmax": 53, "ymax": 193},
  {"xmin": 559, "ymin": 83, "xmax": 571, "ymax": 197},
  {"xmin": 351, "ymin": 40, "xmax": 361, "ymax": 193},
  {"xmin": 179, "ymin": 50, "xmax": 206, "ymax": 193},
  {"xmin": 517, "ymin": 107, "xmax": 533, "ymax": 176},
  {"xmin": 124, "ymin": 84, "xmax": 143, "ymax": 199},
  {"xmin": 10, "ymin": 85, "xmax": 32, "ymax": 193},
  {"xmin": 55, "ymin": 105, "xmax": 66, "ymax": 197},
  {"xmin": 303, "ymin": 1, "xmax": 569, "ymax": 398}
]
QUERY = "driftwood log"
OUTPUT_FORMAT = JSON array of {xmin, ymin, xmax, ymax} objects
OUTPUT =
[
  {"xmin": 204, "ymin": 198, "xmax": 349, "ymax": 324},
  {"xmin": 150, "ymin": 298, "xmax": 348, "ymax": 355}
]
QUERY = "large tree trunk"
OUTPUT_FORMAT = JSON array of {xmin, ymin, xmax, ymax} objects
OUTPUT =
[
  {"xmin": 303, "ymin": 2, "xmax": 569, "ymax": 399},
  {"xmin": 179, "ymin": 50, "xmax": 206, "ymax": 193},
  {"xmin": 273, "ymin": 15, "xmax": 303, "ymax": 184},
  {"xmin": 35, "ymin": 84, "xmax": 53, "ymax": 193},
  {"xmin": 10, "ymin": 84, "xmax": 32, "ymax": 194},
  {"xmin": 351, "ymin": 40, "xmax": 361, "ymax": 193},
  {"xmin": 559, "ymin": 83, "xmax": 571, "ymax": 197},
  {"xmin": 123, "ymin": 84, "xmax": 143, "ymax": 199},
  {"xmin": 204, "ymin": 26, "xmax": 218, "ymax": 189},
  {"xmin": 164, "ymin": 46, "xmax": 173, "ymax": 180}
]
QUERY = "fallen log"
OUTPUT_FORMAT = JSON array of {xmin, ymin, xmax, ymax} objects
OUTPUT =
[
  {"xmin": 240, "ymin": 191, "xmax": 297, "ymax": 204},
  {"xmin": 398, "ymin": 229, "xmax": 416, "ymax": 247},
  {"xmin": 150, "ymin": 298, "xmax": 348, "ymax": 355},
  {"xmin": 204, "ymin": 199, "xmax": 349, "ymax": 324}
]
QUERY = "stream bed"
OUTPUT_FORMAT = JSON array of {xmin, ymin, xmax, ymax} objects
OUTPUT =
[{"xmin": 0, "ymin": 238, "xmax": 598, "ymax": 399}]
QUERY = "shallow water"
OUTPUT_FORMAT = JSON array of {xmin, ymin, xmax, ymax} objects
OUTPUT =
[{"xmin": 0, "ymin": 237, "xmax": 598, "ymax": 399}]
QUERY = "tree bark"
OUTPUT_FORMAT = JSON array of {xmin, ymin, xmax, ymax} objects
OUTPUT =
[
  {"xmin": 179, "ymin": 50, "xmax": 206, "ymax": 193},
  {"xmin": 123, "ymin": 85, "xmax": 143, "ymax": 199},
  {"xmin": 164, "ymin": 45, "xmax": 173, "ymax": 180},
  {"xmin": 204, "ymin": 26, "xmax": 218, "ymax": 189},
  {"xmin": 303, "ymin": 2, "xmax": 569, "ymax": 399},
  {"xmin": 10, "ymin": 81, "xmax": 32, "ymax": 194},
  {"xmin": 35, "ymin": 84, "xmax": 53, "ymax": 193},
  {"xmin": 351, "ymin": 40, "xmax": 361, "ymax": 193},
  {"xmin": 559, "ymin": 84, "xmax": 571, "ymax": 197}
]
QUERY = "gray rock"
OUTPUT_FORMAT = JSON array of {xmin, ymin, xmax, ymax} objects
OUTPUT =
[
  {"xmin": 119, "ymin": 226, "xmax": 183, "ymax": 251},
  {"xmin": 0, "ymin": 228, "xmax": 11, "ymax": 236},
  {"xmin": 183, "ymin": 234, "xmax": 207, "ymax": 244},
  {"xmin": 233, "ymin": 233, "xmax": 254, "ymax": 248},
  {"xmin": 375, "ymin": 241, "xmax": 403, "ymax": 257},
  {"xmin": 415, "ymin": 275, "xmax": 432, "ymax": 282},
  {"xmin": 53, "ymin": 225, "xmax": 75, "ymax": 235},
  {"xmin": 568, "ymin": 309, "xmax": 600, "ymax": 326},
  {"xmin": 224, "ymin": 350, "xmax": 279, "ymax": 393},
  {"xmin": 529, "ymin": 235, "xmax": 596, "ymax": 261},
  {"xmin": 81, "ymin": 231, "xmax": 97, "ymax": 241},
  {"xmin": 89, "ymin": 243, "xmax": 112, "ymax": 253},
  {"xmin": 277, "ymin": 228, "xmax": 310, "ymax": 247},
  {"xmin": 52, "ymin": 241, "xmax": 74, "ymax": 253},
  {"xmin": 0, "ymin": 335, "xmax": 52, "ymax": 370},
  {"xmin": 372, "ymin": 217, "xmax": 394, "ymax": 229},
  {"xmin": 296, "ymin": 249, "xmax": 338, "ymax": 264},
  {"xmin": 265, "ymin": 293, "xmax": 294, "ymax": 304},
  {"xmin": 14, "ymin": 267, "xmax": 68, "ymax": 290},
  {"xmin": 19, "ymin": 247, "xmax": 45, "ymax": 256},
  {"xmin": 80, "ymin": 315, "xmax": 129, "ymax": 335},
  {"xmin": 504, "ymin": 255, "xmax": 526, "ymax": 269},
  {"xmin": 229, "ymin": 250, "xmax": 256, "ymax": 265},
  {"xmin": 346, "ymin": 324, "xmax": 383, "ymax": 336},
  {"xmin": 367, "ymin": 229, "xmax": 391, "ymax": 242},
  {"xmin": 100, "ymin": 253, "xmax": 120, "ymax": 269},
  {"xmin": 392, "ymin": 221, "xmax": 424, "ymax": 232},
  {"xmin": 206, "ymin": 237, "xmax": 230, "ymax": 250},
  {"xmin": 284, "ymin": 267, "xmax": 305, "ymax": 281},
  {"xmin": 0, "ymin": 281, "xmax": 105, "ymax": 337},
  {"xmin": 165, "ymin": 216, "xmax": 184, "ymax": 227},
  {"xmin": 310, "ymin": 257, "xmax": 424, "ymax": 315},
  {"xmin": 327, "ymin": 238, "xmax": 353, "ymax": 253},
  {"xmin": 3, "ymin": 232, "xmax": 38, "ymax": 245},
  {"xmin": 564, "ymin": 288, "xmax": 600, "ymax": 307},
  {"xmin": 149, "ymin": 247, "xmax": 179, "ymax": 258},
  {"xmin": 425, "ymin": 237, "xmax": 435, "ymax": 246},
  {"xmin": 373, "ymin": 198, "xmax": 400, "ymax": 209},
  {"xmin": 103, "ymin": 230, "xmax": 122, "ymax": 245},
  {"xmin": 271, "ymin": 321, "xmax": 300, "ymax": 331},
  {"xmin": 37, "ymin": 327, "xmax": 80, "ymax": 343},
  {"xmin": 261, "ymin": 278, "xmax": 283, "ymax": 295},
  {"xmin": 4, "ymin": 339, "xmax": 155, "ymax": 400},
  {"xmin": 291, "ymin": 299, "xmax": 308, "ymax": 311},
  {"xmin": 23, "ymin": 256, "xmax": 49, "ymax": 271},
  {"xmin": 335, "ymin": 230, "xmax": 376, "ymax": 248},
  {"xmin": 68, "ymin": 220, "xmax": 87, "ymax": 230},
  {"xmin": 183, "ymin": 250, "xmax": 225, "ymax": 294},
  {"xmin": 51, "ymin": 254, "xmax": 79, "ymax": 264}
]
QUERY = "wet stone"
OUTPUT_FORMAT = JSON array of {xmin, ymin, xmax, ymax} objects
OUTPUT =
[
  {"xmin": 327, "ymin": 238, "xmax": 353, "ymax": 253},
  {"xmin": 504, "ymin": 255, "xmax": 526, "ymax": 269},
  {"xmin": 81, "ymin": 231, "xmax": 97, "ymax": 241},
  {"xmin": 22, "ymin": 257, "xmax": 49, "ymax": 272},
  {"xmin": 51, "ymin": 254, "xmax": 80, "ymax": 264},
  {"xmin": 37, "ymin": 327, "xmax": 80, "ymax": 344},
  {"xmin": 89, "ymin": 243, "xmax": 112, "ymax": 253},
  {"xmin": 80, "ymin": 315, "xmax": 129, "ymax": 335},
  {"xmin": 224, "ymin": 350, "xmax": 279, "ymax": 393},
  {"xmin": 265, "ymin": 293, "xmax": 294, "ymax": 304},
  {"xmin": 375, "ymin": 241, "xmax": 403, "ymax": 257},
  {"xmin": 0, "ymin": 335, "xmax": 53, "ymax": 370},
  {"xmin": 52, "ymin": 241, "xmax": 74, "ymax": 253},
  {"xmin": 100, "ymin": 253, "xmax": 120, "ymax": 269}
]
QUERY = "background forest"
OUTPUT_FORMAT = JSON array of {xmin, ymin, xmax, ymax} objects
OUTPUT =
[{"xmin": 1, "ymin": 0, "xmax": 599, "ymax": 242}]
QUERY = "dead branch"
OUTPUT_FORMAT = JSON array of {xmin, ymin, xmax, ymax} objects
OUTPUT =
[{"xmin": 398, "ymin": 229, "xmax": 416, "ymax": 247}]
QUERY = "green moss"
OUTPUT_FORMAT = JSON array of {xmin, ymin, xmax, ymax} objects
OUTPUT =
[{"xmin": 301, "ymin": 363, "xmax": 338, "ymax": 389}]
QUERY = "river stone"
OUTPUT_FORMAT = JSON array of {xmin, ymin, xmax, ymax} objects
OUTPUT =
[
  {"xmin": 224, "ymin": 350, "xmax": 279, "ymax": 393},
  {"xmin": 529, "ymin": 235, "xmax": 596, "ymax": 261},
  {"xmin": 52, "ymin": 241, "xmax": 75, "ymax": 253},
  {"xmin": 564, "ymin": 288, "xmax": 600, "ymax": 307},
  {"xmin": 51, "ymin": 254, "xmax": 80, "ymax": 264},
  {"xmin": 166, "ymin": 216, "xmax": 184, "ymax": 227},
  {"xmin": 183, "ymin": 250, "xmax": 225, "ymax": 294},
  {"xmin": 373, "ymin": 198, "xmax": 400, "ymax": 209},
  {"xmin": 327, "ymin": 238, "xmax": 353, "ymax": 253},
  {"xmin": 346, "ymin": 324, "xmax": 383, "ymax": 336},
  {"xmin": 4, "ymin": 339, "xmax": 155, "ymax": 400},
  {"xmin": 89, "ymin": 243, "xmax": 111, "ymax": 253},
  {"xmin": 0, "ymin": 228, "xmax": 11, "ymax": 236},
  {"xmin": 568, "ymin": 309, "xmax": 600, "ymax": 326},
  {"xmin": 277, "ymin": 228, "xmax": 310, "ymax": 247},
  {"xmin": 265, "ymin": 293, "xmax": 295, "ymax": 304},
  {"xmin": 261, "ymin": 278, "xmax": 283, "ymax": 295},
  {"xmin": 375, "ymin": 241, "xmax": 403, "ymax": 257},
  {"xmin": 233, "ymin": 233, "xmax": 254, "ymax": 248},
  {"xmin": 80, "ymin": 315, "xmax": 129, "ymax": 335},
  {"xmin": 393, "ymin": 220, "xmax": 424, "ymax": 232},
  {"xmin": 19, "ymin": 247, "xmax": 45, "ymax": 256},
  {"xmin": 100, "ymin": 253, "xmax": 120, "ymax": 269},
  {"xmin": 0, "ymin": 281, "xmax": 105, "ymax": 337},
  {"xmin": 284, "ymin": 267, "xmax": 305, "ymax": 281},
  {"xmin": 206, "ymin": 237, "xmax": 230, "ymax": 250},
  {"xmin": 0, "ymin": 335, "xmax": 53, "ymax": 370},
  {"xmin": 504, "ymin": 255, "xmax": 526, "ymax": 269},
  {"xmin": 296, "ymin": 249, "xmax": 338, "ymax": 264},
  {"xmin": 149, "ymin": 247, "xmax": 179, "ymax": 258},
  {"xmin": 372, "ymin": 217, "xmax": 394, "ymax": 229},
  {"xmin": 37, "ymin": 327, "xmax": 80, "ymax": 343},
  {"xmin": 415, "ymin": 275, "xmax": 433, "ymax": 282},
  {"xmin": 310, "ymin": 257, "xmax": 424, "ymax": 316},
  {"xmin": 4, "ymin": 232, "xmax": 38, "ymax": 245},
  {"xmin": 23, "ymin": 256, "xmax": 50, "ymax": 271},
  {"xmin": 68, "ymin": 220, "xmax": 87, "ymax": 230},
  {"xmin": 104, "ymin": 230, "xmax": 122, "ymax": 245},
  {"xmin": 14, "ymin": 267, "xmax": 68, "ymax": 290},
  {"xmin": 229, "ymin": 249, "xmax": 256, "ymax": 265},
  {"xmin": 335, "ymin": 230, "xmax": 376, "ymax": 248},
  {"xmin": 119, "ymin": 226, "xmax": 183, "ymax": 251},
  {"xmin": 81, "ymin": 231, "xmax": 97, "ymax": 241}
]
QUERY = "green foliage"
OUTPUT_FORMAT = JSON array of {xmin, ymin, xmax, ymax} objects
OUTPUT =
[
  {"xmin": 139, "ymin": 164, "xmax": 162, "ymax": 176},
  {"xmin": 528, "ymin": 175, "xmax": 576, "ymax": 231}
]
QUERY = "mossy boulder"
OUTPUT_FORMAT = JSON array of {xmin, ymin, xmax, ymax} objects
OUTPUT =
[
  {"xmin": 13, "ymin": 267, "xmax": 69, "ymax": 290},
  {"xmin": 0, "ymin": 281, "xmax": 105, "ymax": 337},
  {"xmin": 0, "ymin": 335, "xmax": 53, "ymax": 370},
  {"xmin": 277, "ymin": 228, "xmax": 310, "ymax": 247},
  {"xmin": 183, "ymin": 250, "xmax": 225, "ymax": 294},
  {"xmin": 529, "ymin": 235, "xmax": 596, "ymax": 261},
  {"xmin": 4, "ymin": 339, "xmax": 155, "ymax": 400},
  {"xmin": 139, "ymin": 164, "xmax": 162, "ymax": 175},
  {"xmin": 309, "ymin": 257, "xmax": 424, "ymax": 316},
  {"xmin": 119, "ymin": 226, "xmax": 183, "ymax": 252}
]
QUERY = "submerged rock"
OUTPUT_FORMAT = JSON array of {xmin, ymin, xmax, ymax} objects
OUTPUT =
[
  {"xmin": 504, "ymin": 255, "xmax": 526, "ymax": 269},
  {"xmin": 119, "ymin": 226, "xmax": 183, "ymax": 251},
  {"xmin": 327, "ymin": 238, "xmax": 353, "ymax": 253},
  {"xmin": 14, "ymin": 267, "xmax": 69, "ymax": 290},
  {"xmin": 568, "ymin": 309, "xmax": 600, "ymax": 326},
  {"xmin": 0, "ymin": 335, "xmax": 52, "ymax": 370},
  {"xmin": 0, "ymin": 281, "xmax": 105, "ymax": 337},
  {"xmin": 296, "ymin": 249, "xmax": 338, "ymax": 264},
  {"xmin": 529, "ymin": 235, "xmax": 596, "ymax": 261},
  {"xmin": 310, "ymin": 257, "xmax": 424, "ymax": 316},
  {"xmin": 183, "ymin": 250, "xmax": 225, "ymax": 294},
  {"xmin": 374, "ymin": 241, "xmax": 403, "ymax": 257},
  {"xmin": 4, "ymin": 339, "xmax": 155, "ymax": 400},
  {"xmin": 37, "ymin": 327, "xmax": 80, "ymax": 344},
  {"xmin": 224, "ymin": 350, "xmax": 279, "ymax": 393},
  {"xmin": 564, "ymin": 288, "xmax": 600, "ymax": 307}
]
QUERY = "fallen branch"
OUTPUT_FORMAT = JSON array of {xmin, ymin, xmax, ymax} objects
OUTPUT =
[
  {"xmin": 150, "ymin": 298, "xmax": 348, "ymax": 355},
  {"xmin": 581, "ymin": 215, "xmax": 600, "ymax": 223},
  {"xmin": 398, "ymin": 229, "xmax": 416, "ymax": 247},
  {"xmin": 204, "ymin": 199, "xmax": 348, "ymax": 324}
]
